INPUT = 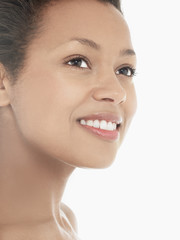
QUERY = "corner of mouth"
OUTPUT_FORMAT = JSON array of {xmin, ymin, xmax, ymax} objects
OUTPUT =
[{"xmin": 117, "ymin": 123, "xmax": 121, "ymax": 129}]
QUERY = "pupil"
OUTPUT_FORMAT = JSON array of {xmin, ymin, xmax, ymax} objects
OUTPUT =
[
  {"xmin": 74, "ymin": 58, "xmax": 82, "ymax": 67},
  {"xmin": 121, "ymin": 68, "xmax": 129, "ymax": 75}
]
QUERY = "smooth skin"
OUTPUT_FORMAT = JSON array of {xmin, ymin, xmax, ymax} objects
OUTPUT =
[{"xmin": 0, "ymin": 0, "xmax": 137, "ymax": 239}]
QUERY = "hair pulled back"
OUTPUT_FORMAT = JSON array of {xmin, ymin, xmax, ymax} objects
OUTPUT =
[{"xmin": 0, "ymin": 0, "xmax": 122, "ymax": 85}]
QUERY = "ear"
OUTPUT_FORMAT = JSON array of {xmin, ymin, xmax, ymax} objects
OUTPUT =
[{"xmin": 0, "ymin": 63, "xmax": 11, "ymax": 107}]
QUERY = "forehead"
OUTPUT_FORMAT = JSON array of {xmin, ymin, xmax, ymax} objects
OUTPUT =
[{"xmin": 32, "ymin": 0, "xmax": 133, "ymax": 51}]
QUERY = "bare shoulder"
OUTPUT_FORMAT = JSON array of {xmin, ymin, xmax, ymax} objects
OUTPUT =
[{"xmin": 61, "ymin": 202, "xmax": 78, "ymax": 233}]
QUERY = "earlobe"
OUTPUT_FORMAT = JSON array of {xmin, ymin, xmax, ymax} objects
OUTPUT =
[
  {"xmin": 0, "ymin": 88, "xmax": 10, "ymax": 107},
  {"xmin": 0, "ymin": 64, "xmax": 11, "ymax": 107}
]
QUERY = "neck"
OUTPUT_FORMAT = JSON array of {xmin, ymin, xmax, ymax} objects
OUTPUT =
[{"xmin": 0, "ymin": 107, "xmax": 75, "ymax": 239}]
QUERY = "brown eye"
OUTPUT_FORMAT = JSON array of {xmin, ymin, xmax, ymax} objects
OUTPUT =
[
  {"xmin": 117, "ymin": 66, "xmax": 136, "ymax": 77},
  {"xmin": 66, "ymin": 57, "xmax": 88, "ymax": 69}
]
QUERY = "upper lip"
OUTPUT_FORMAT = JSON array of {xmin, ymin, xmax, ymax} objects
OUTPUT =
[{"xmin": 77, "ymin": 112, "xmax": 123, "ymax": 124}]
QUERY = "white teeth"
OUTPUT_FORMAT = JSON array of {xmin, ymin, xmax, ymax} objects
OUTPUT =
[
  {"xmin": 93, "ymin": 120, "xmax": 100, "ymax": 128},
  {"xmin": 86, "ymin": 120, "xmax": 93, "ymax": 127},
  {"xmin": 112, "ymin": 123, "xmax": 116, "ymax": 130},
  {"xmin": 80, "ymin": 119, "xmax": 86, "ymax": 125},
  {"xmin": 100, "ymin": 120, "xmax": 107, "ymax": 130},
  {"xmin": 79, "ymin": 119, "xmax": 118, "ymax": 131},
  {"xmin": 107, "ymin": 121, "xmax": 114, "ymax": 131}
]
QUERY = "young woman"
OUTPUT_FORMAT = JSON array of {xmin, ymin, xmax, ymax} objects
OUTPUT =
[{"xmin": 0, "ymin": 0, "xmax": 137, "ymax": 239}]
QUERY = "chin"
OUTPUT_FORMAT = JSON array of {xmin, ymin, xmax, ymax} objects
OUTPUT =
[{"xmin": 71, "ymin": 152, "xmax": 118, "ymax": 169}]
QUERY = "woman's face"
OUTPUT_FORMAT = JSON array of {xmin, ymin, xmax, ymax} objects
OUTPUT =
[{"xmin": 6, "ymin": 0, "xmax": 137, "ymax": 168}]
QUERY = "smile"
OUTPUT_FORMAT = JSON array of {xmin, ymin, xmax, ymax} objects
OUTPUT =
[{"xmin": 77, "ymin": 119, "xmax": 121, "ymax": 141}]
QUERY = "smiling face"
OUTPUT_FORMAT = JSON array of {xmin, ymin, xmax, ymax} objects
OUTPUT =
[{"xmin": 4, "ymin": 0, "xmax": 137, "ymax": 168}]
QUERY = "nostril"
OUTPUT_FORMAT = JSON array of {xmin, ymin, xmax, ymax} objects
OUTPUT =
[{"xmin": 102, "ymin": 98, "xmax": 114, "ymax": 102}]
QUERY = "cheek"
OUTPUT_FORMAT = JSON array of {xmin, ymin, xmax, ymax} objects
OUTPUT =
[
  {"xmin": 127, "ymin": 83, "xmax": 137, "ymax": 116},
  {"xmin": 11, "ymin": 70, "xmax": 85, "ymax": 158},
  {"xmin": 115, "ymin": 83, "xmax": 137, "ymax": 146},
  {"xmin": 123, "ymin": 83, "xmax": 137, "ymax": 128}
]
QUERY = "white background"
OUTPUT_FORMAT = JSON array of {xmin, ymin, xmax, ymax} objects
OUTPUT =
[{"xmin": 63, "ymin": 0, "xmax": 180, "ymax": 239}]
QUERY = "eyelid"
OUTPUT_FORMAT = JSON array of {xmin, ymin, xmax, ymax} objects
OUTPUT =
[
  {"xmin": 116, "ymin": 64, "xmax": 137, "ymax": 77},
  {"xmin": 63, "ymin": 54, "xmax": 91, "ymax": 69},
  {"xmin": 63, "ymin": 54, "xmax": 137, "ymax": 76},
  {"xmin": 116, "ymin": 63, "xmax": 136, "ymax": 71}
]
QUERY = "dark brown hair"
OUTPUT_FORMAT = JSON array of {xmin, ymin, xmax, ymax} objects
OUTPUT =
[{"xmin": 0, "ymin": 0, "xmax": 122, "ymax": 86}]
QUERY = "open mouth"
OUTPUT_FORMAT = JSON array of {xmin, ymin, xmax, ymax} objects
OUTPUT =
[
  {"xmin": 77, "ymin": 119, "xmax": 121, "ymax": 131},
  {"xmin": 76, "ymin": 119, "xmax": 121, "ymax": 141}
]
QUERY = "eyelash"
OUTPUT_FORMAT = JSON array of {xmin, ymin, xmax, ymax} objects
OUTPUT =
[{"xmin": 64, "ymin": 55, "xmax": 137, "ymax": 78}]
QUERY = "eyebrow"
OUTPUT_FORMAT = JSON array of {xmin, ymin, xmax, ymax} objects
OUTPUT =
[{"xmin": 69, "ymin": 37, "xmax": 136, "ymax": 57}]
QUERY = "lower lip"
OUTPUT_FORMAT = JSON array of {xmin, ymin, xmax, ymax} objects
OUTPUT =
[{"xmin": 78, "ymin": 122, "xmax": 120, "ymax": 141}]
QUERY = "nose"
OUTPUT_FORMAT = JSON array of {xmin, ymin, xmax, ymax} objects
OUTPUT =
[{"xmin": 92, "ymin": 73, "xmax": 127, "ymax": 105}]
